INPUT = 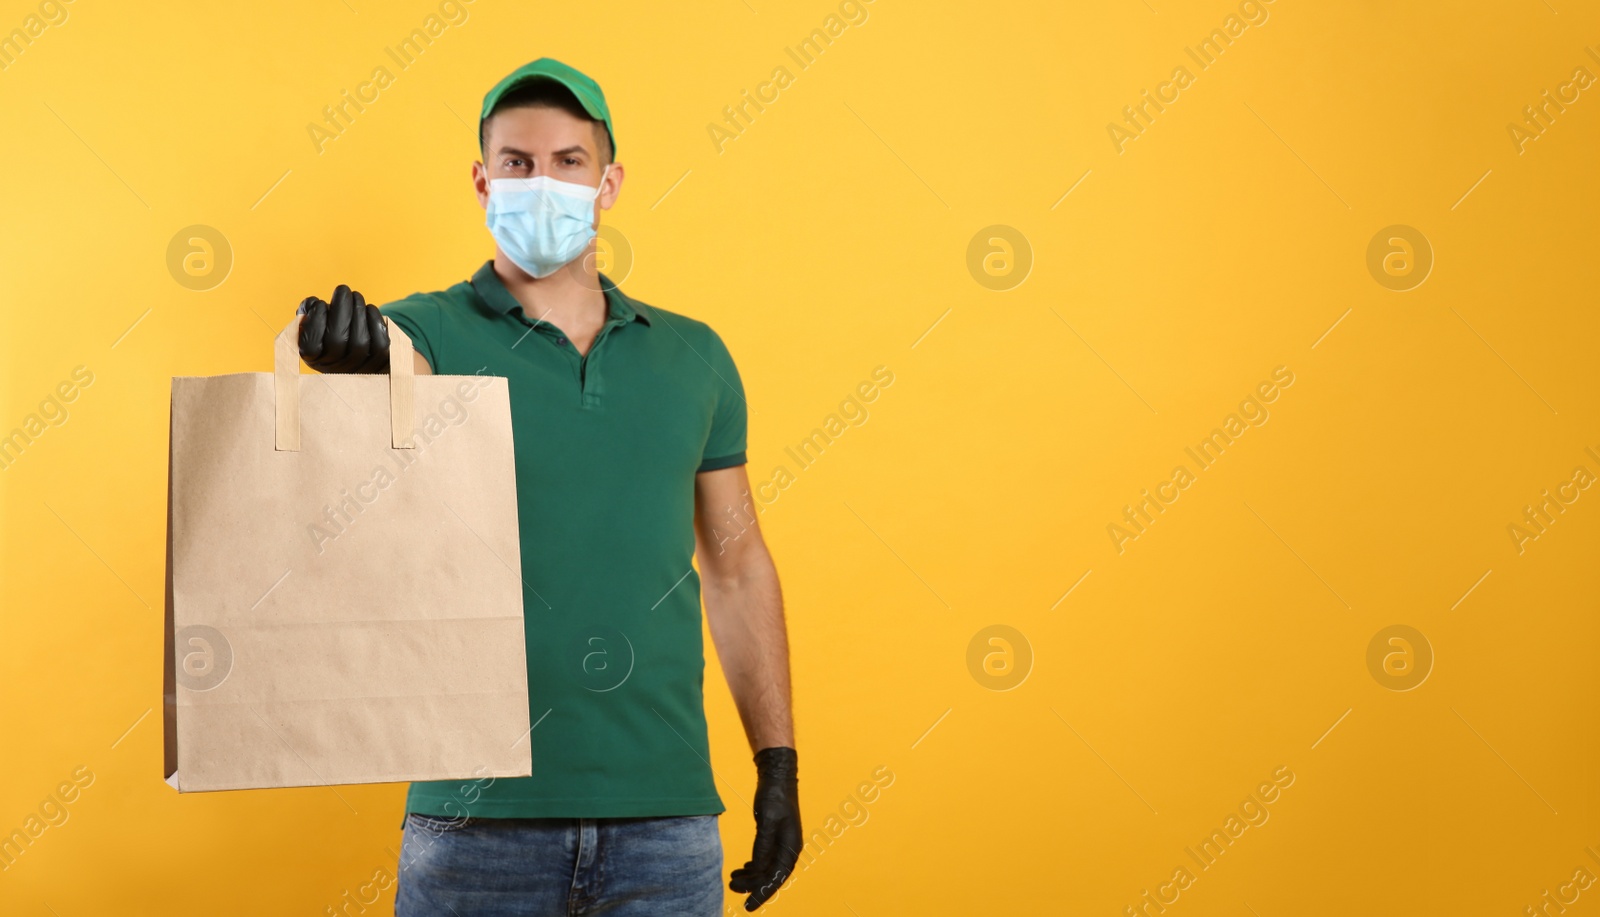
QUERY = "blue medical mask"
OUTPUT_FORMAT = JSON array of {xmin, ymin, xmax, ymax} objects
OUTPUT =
[{"xmin": 485, "ymin": 164, "xmax": 611, "ymax": 279}]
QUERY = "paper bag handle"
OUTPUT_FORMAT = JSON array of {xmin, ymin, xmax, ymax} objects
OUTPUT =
[{"xmin": 274, "ymin": 314, "xmax": 416, "ymax": 452}]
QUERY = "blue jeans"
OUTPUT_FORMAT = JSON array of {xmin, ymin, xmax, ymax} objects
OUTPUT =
[{"xmin": 394, "ymin": 813, "xmax": 724, "ymax": 917}]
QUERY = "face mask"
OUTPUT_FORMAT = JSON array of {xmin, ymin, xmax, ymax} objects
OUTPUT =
[{"xmin": 485, "ymin": 164, "xmax": 611, "ymax": 279}]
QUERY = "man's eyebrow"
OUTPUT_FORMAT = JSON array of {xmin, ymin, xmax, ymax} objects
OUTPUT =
[{"xmin": 494, "ymin": 145, "xmax": 591, "ymax": 159}]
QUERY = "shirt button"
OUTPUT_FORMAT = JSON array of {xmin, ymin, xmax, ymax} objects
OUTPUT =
[{"xmin": 556, "ymin": 337, "xmax": 568, "ymax": 346}]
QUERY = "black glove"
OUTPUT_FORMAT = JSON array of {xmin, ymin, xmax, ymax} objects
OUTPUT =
[
  {"xmin": 729, "ymin": 746, "xmax": 801, "ymax": 911},
  {"xmin": 297, "ymin": 284, "xmax": 390, "ymax": 373}
]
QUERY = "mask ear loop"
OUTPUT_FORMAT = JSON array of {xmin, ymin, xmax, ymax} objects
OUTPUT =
[{"xmin": 589, "ymin": 163, "xmax": 612, "ymax": 233}]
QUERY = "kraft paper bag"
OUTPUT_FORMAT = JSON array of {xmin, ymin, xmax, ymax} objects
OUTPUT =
[{"xmin": 163, "ymin": 315, "xmax": 532, "ymax": 792}]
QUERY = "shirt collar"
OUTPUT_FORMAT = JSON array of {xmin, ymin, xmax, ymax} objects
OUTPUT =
[{"xmin": 469, "ymin": 260, "xmax": 653, "ymax": 327}]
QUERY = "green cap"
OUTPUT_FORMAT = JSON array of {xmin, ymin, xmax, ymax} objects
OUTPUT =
[{"xmin": 479, "ymin": 58, "xmax": 616, "ymax": 159}]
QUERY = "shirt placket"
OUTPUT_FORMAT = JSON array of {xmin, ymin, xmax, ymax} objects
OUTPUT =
[
  {"xmin": 578, "ymin": 318, "xmax": 626, "ymax": 410},
  {"xmin": 533, "ymin": 323, "xmax": 585, "ymax": 407}
]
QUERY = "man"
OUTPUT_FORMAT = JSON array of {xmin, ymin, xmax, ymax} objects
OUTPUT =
[{"xmin": 295, "ymin": 58, "xmax": 801, "ymax": 916}]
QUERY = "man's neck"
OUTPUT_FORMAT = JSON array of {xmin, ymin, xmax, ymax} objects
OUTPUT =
[{"xmin": 493, "ymin": 248, "xmax": 608, "ymax": 338}]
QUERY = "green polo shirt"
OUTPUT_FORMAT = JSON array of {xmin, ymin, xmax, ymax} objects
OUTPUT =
[{"xmin": 381, "ymin": 260, "xmax": 745, "ymax": 820}]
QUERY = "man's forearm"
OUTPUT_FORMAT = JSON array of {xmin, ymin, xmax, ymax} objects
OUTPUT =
[{"xmin": 703, "ymin": 552, "xmax": 795, "ymax": 752}]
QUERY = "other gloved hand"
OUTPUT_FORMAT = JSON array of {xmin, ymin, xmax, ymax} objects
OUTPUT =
[
  {"xmin": 297, "ymin": 284, "xmax": 390, "ymax": 373},
  {"xmin": 729, "ymin": 746, "xmax": 802, "ymax": 911}
]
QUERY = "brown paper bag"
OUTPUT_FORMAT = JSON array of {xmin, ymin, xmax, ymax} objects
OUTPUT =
[{"xmin": 163, "ymin": 315, "xmax": 532, "ymax": 792}]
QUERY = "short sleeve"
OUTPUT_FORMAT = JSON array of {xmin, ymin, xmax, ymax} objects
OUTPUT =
[
  {"xmin": 698, "ymin": 328, "xmax": 747, "ymax": 472},
  {"xmin": 380, "ymin": 296, "xmax": 440, "ymax": 373}
]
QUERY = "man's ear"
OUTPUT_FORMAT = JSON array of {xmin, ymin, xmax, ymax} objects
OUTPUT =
[
  {"xmin": 598, "ymin": 162, "xmax": 623, "ymax": 211},
  {"xmin": 472, "ymin": 160, "xmax": 489, "ymax": 209}
]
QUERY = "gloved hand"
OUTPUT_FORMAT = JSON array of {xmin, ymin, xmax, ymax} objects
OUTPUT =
[
  {"xmin": 297, "ymin": 284, "xmax": 390, "ymax": 373},
  {"xmin": 729, "ymin": 746, "xmax": 801, "ymax": 911}
]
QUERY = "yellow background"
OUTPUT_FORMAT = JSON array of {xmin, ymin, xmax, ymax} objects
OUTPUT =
[{"xmin": 2, "ymin": 0, "xmax": 1598, "ymax": 913}]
